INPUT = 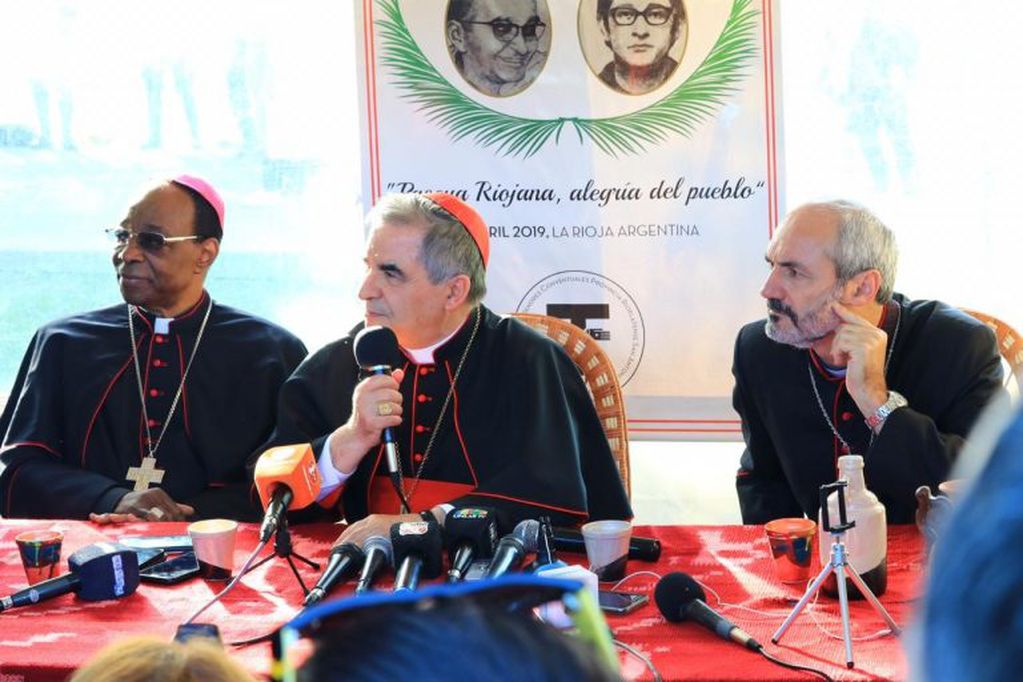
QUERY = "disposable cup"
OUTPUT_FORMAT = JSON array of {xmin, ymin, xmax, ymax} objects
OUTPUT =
[
  {"xmin": 187, "ymin": 519, "xmax": 238, "ymax": 581},
  {"xmin": 581, "ymin": 520, "xmax": 631, "ymax": 581}
]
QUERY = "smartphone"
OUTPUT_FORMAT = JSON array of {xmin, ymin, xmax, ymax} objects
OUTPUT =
[
  {"xmin": 598, "ymin": 590, "xmax": 649, "ymax": 615},
  {"xmin": 132, "ymin": 547, "xmax": 168, "ymax": 570},
  {"xmin": 139, "ymin": 552, "xmax": 200, "ymax": 584},
  {"xmin": 120, "ymin": 535, "xmax": 193, "ymax": 552}
]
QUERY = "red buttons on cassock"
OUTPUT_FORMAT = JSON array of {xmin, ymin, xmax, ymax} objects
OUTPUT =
[
  {"xmin": 419, "ymin": 367, "xmax": 430, "ymax": 376},
  {"xmin": 152, "ymin": 359, "xmax": 163, "ymax": 368},
  {"xmin": 149, "ymin": 389, "xmax": 160, "ymax": 397},
  {"xmin": 154, "ymin": 336, "xmax": 165, "ymax": 344},
  {"xmin": 147, "ymin": 418, "xmax": 160, "ymax": 428},
  {"xmin": 413, "ymin": 453, "xmax": 424, "ymax": 463},
  {"xmin": 415, "ymin": 425, "xmax": 426, "ymax": 433},
  {"xmin": 841, "ymin": 411, "xmax": 854, "ymax": 422},
  {"xmin": 417, "ymin": 394, "xmax": 428, "ymax": 403}
]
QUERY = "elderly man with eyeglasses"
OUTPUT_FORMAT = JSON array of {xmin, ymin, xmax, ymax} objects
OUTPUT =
[
  {"xmin": 0, "ymin": 175, "xmax": 307, "ymax": 522},
  {"xmin": 597, "ymin": 0, "xmax": 686, "ymax": 95},
  {"xmin": 447, "ymin": 0, "xmax": 549, "ymax": 97}
]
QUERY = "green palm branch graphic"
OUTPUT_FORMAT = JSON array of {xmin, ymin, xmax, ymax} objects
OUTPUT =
[{"xmin": 376, "ymin": 0, "xmax": 760, "ymax": 158}]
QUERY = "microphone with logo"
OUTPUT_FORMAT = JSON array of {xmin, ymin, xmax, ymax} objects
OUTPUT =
[
  {"xmin": 303, "ymin": 543, "xmax": 365, "ymax": 607},
  {"xmin": 390, "ymin": 518, "xmax": 443, "ymax": 592},
  {"xmin": 254, "ymin": 443, "xmax": 323, "ymax": 544},
  {"xmin": 353, "ymin": 326, "xmax": 408, "ymax": 510},
  {"xmin": 0, "ymin": 543, "xmax": 140, "ymax": 612},
  {"xmin": 444, "ymin": 507, "xmax": 498, "ymax": 583},
  {"xmin": 654, "ymin": 572, "xmax": 763, "ymax": 652},
  {"xmin": 485, "ymin": 519, "xmax": 540, "ymax": 579},
  {"xmin": 354, "ymin": 535, "xmax": 393, "ymax": 595}
]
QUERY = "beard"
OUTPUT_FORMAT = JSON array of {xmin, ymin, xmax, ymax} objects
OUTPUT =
[{"xmin": 764, "ymin": 287, "xmax": 842, "ymax": 348}]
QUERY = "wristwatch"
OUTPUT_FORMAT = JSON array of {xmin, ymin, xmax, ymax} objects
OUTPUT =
[{"xmin": 865, "ymin": 391, "xmax": 908, "ymax": 432}]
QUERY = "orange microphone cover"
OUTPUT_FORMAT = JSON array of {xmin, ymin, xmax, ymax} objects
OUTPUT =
[{"xmin": 254, "ymin": 444, "xmax": 322, "ymax": 510}]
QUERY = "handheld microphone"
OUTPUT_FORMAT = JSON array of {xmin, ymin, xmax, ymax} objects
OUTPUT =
[
  {"xmin": 552, "ymin": 526, "xmax": 661, "ymax": 562},
  {"xmin": 443, "ymin": 507, "xmax": 498, "ymax": 583},
  {"xmin": 485, "ymin": 519, "xmax": 540, "ymax": 578},
  {"xmin": 390, "ymin": 519, "xmax": 443, "ymax": 592},
  {"xmin": 254, "ymin": 444, "xmax": 323, "ymax": 543},
  {"xmin": 303, "ymin": 543, "xmax": 365, "ymax": 606},
  {"xmin": 353, "ymin": 326, "xmax": 402, "ymax": 477},
  {"xmin": 354, "ymin": 535, "xmax": 393, "ymax": 594},
  {"xmin": 654, "ymin": 572, "xmax": 762, "ymax": 652},
  {"xmin": 0, "ymin": 543, "xmax": 140, "ymax": 612}
]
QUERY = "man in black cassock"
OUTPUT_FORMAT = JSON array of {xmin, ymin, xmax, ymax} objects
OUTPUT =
[
  {"xmin": 259, "ymin": 192, "xmax": 631, "ymax": 541},
  {"xmin": 733, "ymin": 200, "xmax": 1005, "ymax": 524},
  {"xmin": 0, "ymin": 175, "xmax": 307, "ymax": 522}
]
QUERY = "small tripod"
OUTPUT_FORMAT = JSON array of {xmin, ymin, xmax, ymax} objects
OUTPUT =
[
  {"xmin": 248, "ymin": 514, "xmax": 320, "ymax": 595},
  {"xmin": 772, "ymin": 482, "xmax": 901, "ymax": 668}
]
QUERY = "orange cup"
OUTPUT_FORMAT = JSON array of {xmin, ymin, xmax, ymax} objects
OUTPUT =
[
  {"xmin": 16, "ymin": 530, "xmax": 64, "ymax": 585},
  {"xmin": 764, "ymin": 518, "xmax": 817, "ymax": 585}
]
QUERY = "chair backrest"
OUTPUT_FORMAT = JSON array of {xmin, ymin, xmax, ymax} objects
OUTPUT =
[
  {"xmin": 961, "ymin": 308, "xmax": 1023, "ymax": 399},
  {"xmin": 510, "ymin": 313, "xmax": 631, "ymax": 498}
]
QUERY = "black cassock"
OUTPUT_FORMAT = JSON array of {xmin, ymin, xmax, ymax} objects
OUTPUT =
[
  {"xmin": 261, "ymin": 305, "xmax": 632, "ymax": 530},
  {"xmin": 0, "ymin": 292, "xmax": 307, "ymax": 520}
]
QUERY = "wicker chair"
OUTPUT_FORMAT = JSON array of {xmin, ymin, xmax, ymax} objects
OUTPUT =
[
  {"xmin": 510, "ymin": 312, "xmax": 631, "ymax": 498},
  {"xmin": 961, "ymin": 309, "xmax": 1023, "ymax": 398}
]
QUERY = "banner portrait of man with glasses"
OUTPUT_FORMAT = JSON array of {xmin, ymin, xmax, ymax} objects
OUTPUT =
[
  {"xmin": 589, "ymin": 0, "xmax": 688, "ymax": 95},
  {"xmin": 446, "ymin": 0, "xmax": 551, "ymax": 97}
]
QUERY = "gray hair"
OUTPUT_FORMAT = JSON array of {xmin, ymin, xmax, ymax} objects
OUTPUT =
[
  {"xmin": 809, "ymin": 200, "xmax": 899, "ymax": 303},
  {"xmin": 367, "ymin": 193, "xmax": 487, "ymax": 304}
]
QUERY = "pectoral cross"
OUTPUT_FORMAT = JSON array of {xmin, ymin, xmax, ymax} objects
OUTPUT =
[{"xmin": 126, "ymin": 457, "xmax": 165, "ymax": 492}]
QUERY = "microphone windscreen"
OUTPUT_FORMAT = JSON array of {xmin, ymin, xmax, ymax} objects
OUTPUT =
[
  {"xmin": 444, "ymin": 508, "xmax": 498, "ymax": 558},
  {"xmin": 354, "ymin": 326, "xmax": 400, "ymax": 368},
  {"xmin": 68, "ymin": 543, "xmax": 141, "ymax": 601},
  {"xmin": 362, "ymin": 535, "xmax": 394, "ymax": 565},
  {"xmin": 253, "ymin": 443, "xmax": 322, "ymax": 509},
  {"xmin": 391, "ymin": 520, "xmax": 444, "ymax": 579},
  {"xmin": 512, "ymin": 519, "xmax": 541, "ymax": 553},
  {"xmin": 654, "ymin": 572, "xmax": 706, "ymax": 622}
]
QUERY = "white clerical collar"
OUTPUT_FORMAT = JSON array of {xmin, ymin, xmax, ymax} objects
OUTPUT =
[
  {"xmin": 404, "ymin": 326, "xmax": 460, "ymax": 364},
  {"xmin": 154, "ymin": 317, "xmax": 172, "ymax": 334}
]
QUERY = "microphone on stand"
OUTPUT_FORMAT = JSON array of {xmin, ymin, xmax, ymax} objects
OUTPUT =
[
  {"xmin": 485, "ymin": 519, "xmax": 540, "ymax": 579},
  {"xmin": 353, "ymin": 326, "xmax": 403, "ymax": 482},
  {"xmin": 303, "ymin": 543, "xmax": 365, "ymax": 606},
  {"xmin": 391, "ymin": 519, "xmax": 443, "ymax": 591},
  {"xmin": 654, "ymin": 572, "xmax": 763, "ymax": 652},
  {"xmin": 0, "ymin": 543, "xmax": 140, "ymax": 612},
  {"xmin": 443, "ymin": 507, "xmax": 498, "ymax": 583},
  {"xmin": 253, "ymin": 444, "xmax": 323, "ymax": 543},
  {"xmin": 355, "ymin": 535, "xmax": 394, "ymax": 594}
]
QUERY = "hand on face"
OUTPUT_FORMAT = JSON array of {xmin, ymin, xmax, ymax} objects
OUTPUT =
[
  {"xmin": 333, "ymin": 512, "xmax": 420, "ymax": 549},
  {"xmin": 328, "ymin": 368, "xmax": 406, "ymax": 474},
  {"xmin": 828, "ymin": 302, "xmax": 889, "ymax": 415}
]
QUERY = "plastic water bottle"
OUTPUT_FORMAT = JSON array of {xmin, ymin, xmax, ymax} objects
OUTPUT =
[{"xmin": 819, "ymin": 454, "xmax": 888, "ymax": 598}]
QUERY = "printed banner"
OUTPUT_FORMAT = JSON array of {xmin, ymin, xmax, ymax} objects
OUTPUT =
[{"xmin": 355, "ymin": 0, "xmax": 783, "ymax": 440}]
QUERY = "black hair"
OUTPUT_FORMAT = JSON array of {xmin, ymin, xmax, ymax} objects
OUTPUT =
[
  {"xmin": 596, "ymin": 0, "xmax": 686, "ymax": 46},
  {"xmin": 172, "ymin": 181, "xmax": 223, "ymax": 242}
]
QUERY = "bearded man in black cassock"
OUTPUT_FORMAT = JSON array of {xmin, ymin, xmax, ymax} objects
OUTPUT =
[
  {"xmin": 733, "ymin": 200, "xmax": 1006, "ymax": 525},
  {"xmin": 0, "ymin": 175, "xmax": 307, "ymax": 522},
  {"xmin": 258, "ymin": 193, "xmax": 631, "ymax": 542}
]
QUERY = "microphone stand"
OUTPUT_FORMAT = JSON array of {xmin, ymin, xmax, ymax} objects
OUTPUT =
[
  {"xmin": 771, "ymin": 481, "xmax": 901, "ymax": 669},
  {"xmin": 249, "ymin": 514, "xmax": 320, "ymax": 595}
]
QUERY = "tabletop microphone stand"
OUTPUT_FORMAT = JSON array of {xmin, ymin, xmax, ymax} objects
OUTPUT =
[
  {"xmin": 248, "ymin": 514, "xmax": 320, "ymax": 595},
  {"xmin": 771, "ymin": 481, "xmax": 901, "ymax": 669}
]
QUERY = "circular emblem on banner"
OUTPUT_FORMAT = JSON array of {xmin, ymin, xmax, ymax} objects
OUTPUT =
[{"xmin": 516, "ymin": 270, "xmax": 645, "ymax": 385}]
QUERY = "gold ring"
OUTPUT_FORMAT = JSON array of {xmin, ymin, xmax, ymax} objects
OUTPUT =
[
  {"xmin": 149, "ymin": 507, "xmax": 165, "ymax": 520},
  {"xmin": 376, "ymin": 401, "xmax": 393, "ymax": 417}
]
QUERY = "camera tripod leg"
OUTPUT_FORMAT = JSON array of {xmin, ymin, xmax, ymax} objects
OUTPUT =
[
  {"xmin": 834, "ymin": 563, "xmax": 855, "ymax": 668},
  {"xmin": 844, "ymin": 562, "xmax": 901, "ymax": 635},
  {"xmin": 772, "ymin": 561, "xmax": 833, "ymax": 644}
]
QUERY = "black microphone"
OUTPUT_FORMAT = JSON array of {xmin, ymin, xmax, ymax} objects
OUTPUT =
[
  {"xmin": 553, "ymin": 526, "xmax": 662, "ymax": 562},
  {"xmin": 353, "ymin": 326, "xmax": 402, "ymax": 477},
  {"xmin": 444, "ymin": 507, "xmax": 498, "ymax": 583},
  {"xmin": 0, "ymin": 543, "xmax": 140, "ymax": 612},
  {"xmin": 654, "ymin": 572, "xmax": 762, "ymax": 652},
  {"xmin": 303, "ymin": 543, "xmax": 365, "ymax": 606},
  {"xmin": 354, "ymin": 535, "xmax": 393, "ymax": 595},
  {"xmin": 485, "ymin": 519, "xmax": 540, "ymax": 578},
  {"xmin": 390, "ymin": 518, "xmax": 443, "ymax": 592}
]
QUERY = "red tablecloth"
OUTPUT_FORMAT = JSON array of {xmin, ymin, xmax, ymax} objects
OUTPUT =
[{"xmin": 0, "ymin": 521, "xmax": 923, "ymax": 681}]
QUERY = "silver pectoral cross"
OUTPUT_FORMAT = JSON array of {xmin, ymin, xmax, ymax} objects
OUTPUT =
[{"xmin": 126, "ymin": 456, "xmax": 166, "ymax": 492}]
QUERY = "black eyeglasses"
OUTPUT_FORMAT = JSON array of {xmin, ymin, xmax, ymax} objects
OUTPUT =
[
  {"xmin": 609, "ymin": 4, "xmax": 674, "ymax": 27},
  {"xmin": 461, "ymin": 18, "xmax": 546, "ymax": 42},
  {"xmin": 106, "ymin": 228, "xmax": 200, "ymax": 252}
]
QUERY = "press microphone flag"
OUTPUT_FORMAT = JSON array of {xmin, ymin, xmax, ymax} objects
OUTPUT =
[
  {"xmin": 654, "ymin": 572, "xmax": 763, "ymax": 652},
  {"xmin": 444, "ymin": 507, "xmax": 498, "ymax": 583},
  {"xmin": 254, "ymin": 443, "xmax": 322, "ymax": 543},
  {"xmin": 0, "ymin": 543, "xmax": 140, "ymax": 612},
  {"xmin": 304, "ymin": 543, "xmax": 365, "ymax": 606},
  {"xmin": 391, "ymin": 519, "xmax": 443, "ymax": 592}
]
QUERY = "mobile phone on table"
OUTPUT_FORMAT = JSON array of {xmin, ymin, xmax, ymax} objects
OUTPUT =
[
  {"xmin": 119, "ymin": 535, "xmax": 193, "ymax": 552},
  {"xmin": 132, "ymin": 547, "xmax": 168, "ymax": 570},
  {"xmin": 598, "ymin": 590, "xmax": 649, "ymax": 615},
  {"xmin": 139, "ymin": 552, "xmax": 200, "ymax": 584}
]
